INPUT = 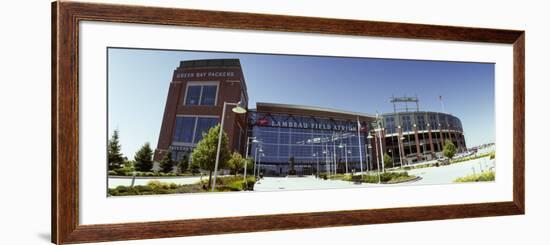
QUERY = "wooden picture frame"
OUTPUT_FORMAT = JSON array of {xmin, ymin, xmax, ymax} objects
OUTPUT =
[{"xmin": 52, "ymin": 1, "xmax": 525, "ymax": 244}]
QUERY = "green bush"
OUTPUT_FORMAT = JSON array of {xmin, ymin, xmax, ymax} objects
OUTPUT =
[
  {"xmin": 455, "ymin": 171, "xmax": 495, "ymax": 182},
  {"xmin": 489, "ymin": 152, "xmax": 495, "ymax": 160},
  {"xmin": 342, "ymin": 172, "xmax": 413, "ymax": 184},
  {"xmin": 108, "ymin": 170, "xmax": 117, "ymax": 175},
  {"xmin": 227, "ymin": 180, "xmax": 245, "ymax": 191},
  {"xmin": 379, "ymin": 172, "xmax": 409, "ymax": 182}
]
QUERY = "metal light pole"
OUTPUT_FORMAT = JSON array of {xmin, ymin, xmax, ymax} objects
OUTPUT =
[
  {"xmin": 376, "ymin": 115, "xmax": 385, "ymax": 173},
  {"xmin": 420, "ymin": 141, "xmax": 426, "ymax": 162},
  {"xmin": 212, "ymin": 101, "xmax": 247, "ymax": 192},
  {"xmin": 367, "ymin": 144, "xmax": 372, "ymax": 174},
  {"xmin": 373, "ymin": 131, "xmax": 381, "ymax": 184},
  {"xmin": 378, "ymin": 128, "xmax": 384, "ymax": 173},
  {"xmin": 313, "ymin": 153, "xmax": 320, "ymax": 177},
  {"xmin": 389, "ymin": 148, "xmax": 394, "ymax": 168},
  {"xmin": 243, "ymin": 137, "xmax": 258, "ymax": 182},
  {"xmin": 356, "ymin": 117, "xmax": 364, "ymax": 175},
  {"xmin": 323, "ymin": 148, "xmax": 329, "ymax": 177},
  {"xmin": 339, "ymin": 144, "xmax": 349, "ymax": 174},
  {"xmin": 397, "ymin": 125, "xmax": 405, "ymax": 167},
  {"xmin": 367, "ymin": 133, "xmax": 373, "ymax": 174},
  {"xmin": 254, "ymin": 146, "xmax": 258, "ymax": 178},
  {"xmin": 332, "ymin": 134, "xmax": 337, "ymax": 175},
  {"xmin": 257, "ymin": 148, "xmax": 263, "ymax": 177}
]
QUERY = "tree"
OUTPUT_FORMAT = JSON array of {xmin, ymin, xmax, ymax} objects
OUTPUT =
[
  {"xmin": 228, "ymin": 152, "xmax": 245, "ymax": 176},
  {"xmin": 383, "ymin": 153, "xmax": 392, "ymax": 172},
  {"xmin": 177, "ymin": 154, "xmax": 190, "ymax": 173},
  {"xmin": 191, "ymin": 124, "xmax": 230, "ymax": 188},
  {"xmin": 134, "ymin": 142, "xmax": 153, "ymax": 172},
  {"xmin": 108, "ymin": 129, "xmax": 125, "ymax": 170},
  {"xmin": 190, "ymin": 160, "xmax": 201, "ymax": 175},
  {"xmin": 443, "ymin": 140, "xmax": 457, "ymax": 160},
  {"xmin": 159, "ymin": 150, "xmax": 175, "ymax": 173}
]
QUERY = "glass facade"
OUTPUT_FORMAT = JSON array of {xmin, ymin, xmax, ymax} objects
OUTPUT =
[
  {"xmin": 380, "ymin": 111, "xmax": 466, "ymax": 165},
  {"xmin": 249, "ymin": 112, "xmax": 369, "ymax": 175},
  {"xmin": 381, "ymin": 112, "xmax": 463, "ymax": 133}
]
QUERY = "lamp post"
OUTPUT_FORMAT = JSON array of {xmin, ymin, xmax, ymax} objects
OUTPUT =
[
  {"xmin": 356, "ymin": 117, "xmax": 364, "ymax": 175},
  {"xmin": 257, "ymin": 148, "xmax": 264, "ymax": 177},
  {"xmin": 389, "ymin": 148, "xmax": 394, "ymax": 168},
  {"xmin": 339, "ymin": 144, "xmax": 349, "ymax": 174},
  {"xmin": 420, "ymin": 141, "xmax": 426, "ymax": 162},
  {"xmin": 376, "ymin": 114, "xmax": 385, "ymax": 174},
  {"xmin": 367, "ymin": 133, "xmax": 373, "ymax": 174},
  {"xmin": 211, "ymin": 101, "xmax": 247, "ymax": 192},
  {"xmin": 243, "ymin": 137, "xmax": 259, "ymax": 182},
  {"xmin": 332, "ymin": 133, "xmax": 337, "ymax": 175},
  {"xmin": 367, "ymin": 144, "xmax": 372, "ymax": 174},
  {"xmin": 313, "ymin": 153, "xmax": 320, "ymax": 177},
  {"xmin": 397, "ymin": 125, "xmax": 404, "ymax": 167},
  {"xmin": 253, "ymin": 147, "xmax": 258, "ymax": 178},
  {"xmin": 323, "ymin": 148, "xmax": 329, "ymax": 177},
  {"xmin": 372, "ymin": 131, "xmax": 381, "ymax": 184}
]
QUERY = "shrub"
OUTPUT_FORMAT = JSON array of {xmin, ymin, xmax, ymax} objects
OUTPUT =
[
  {"xmin": 108, "ymin": 170, "xmax": 117, "ymax": 175},
  {"xmin": 455, "ymin": 171, "xmax": 495, "ymax": 182},
  {"xmin": 343, "ymin": 172, "xmax": 413, "ymax": 184},
  {"xmin": 490, "ymin": 152, "xmax": 495, "ymax": 160},
  {"xmin": 227, "ymin": 180, "xmax": 244, "ymax": 191}
]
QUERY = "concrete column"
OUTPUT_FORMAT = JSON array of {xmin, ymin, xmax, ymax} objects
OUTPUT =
[
  {"xmin": 439, "ymin": 125, "xmax": 445, "ymax": 152},
  {"xmin": 398, "ymin": 127, "xmax": 405, "ymax": 165},
  {"xmin": 453, "ymin": 131, "xmax": 461, "ymax": 152},
  {"xmin": 428, "ymin": 124, "xmax": 435, "ymax": 158}
]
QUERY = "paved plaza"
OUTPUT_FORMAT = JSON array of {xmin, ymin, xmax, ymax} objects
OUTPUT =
[{"xmin": 108, "ymin": 150, "xmax": 495, "ymax": 191}]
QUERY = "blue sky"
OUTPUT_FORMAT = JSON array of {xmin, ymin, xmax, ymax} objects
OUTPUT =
[{"xmin": 108, "ymin": 48, "xmax": 495, "ymax": 159}]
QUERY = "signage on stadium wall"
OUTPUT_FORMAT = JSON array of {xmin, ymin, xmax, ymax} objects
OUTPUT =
[
  {"xmin": 256, "ymin": 118, "xmax": 363, "ymax": 132},
  {"xmin": 176, "ymin": 71, "xmax": 236, "ymax": 79},
  {"xmin": 169, "ymin": 145, "xmax": 194, "ymax": 152}
]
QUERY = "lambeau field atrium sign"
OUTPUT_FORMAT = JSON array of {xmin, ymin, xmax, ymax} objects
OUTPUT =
[{"xmin": 257, "ymin": 118, "xmax": 361, "ymax": 132}]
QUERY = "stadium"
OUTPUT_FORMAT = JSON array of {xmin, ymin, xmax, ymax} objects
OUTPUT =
[{"xmin": 154, "ymin": 59, "xmax": 466, "ymax": 176}]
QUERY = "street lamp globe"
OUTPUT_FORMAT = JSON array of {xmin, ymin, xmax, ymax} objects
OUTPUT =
[{"xmin": 231, "ymin": 101, "xmax": 247, "ymax": 114}]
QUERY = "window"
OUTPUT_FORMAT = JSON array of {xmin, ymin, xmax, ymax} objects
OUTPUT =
[
  {"xmin": 172, "ymin": 116, "xmax": 219, "ymax": 144},
  {"xmin": 185, "ymin": 86, "xmax": 202, "ymax": 105},
  {"xmin": 402, "ymin": 115, "xmax": 412, "ymax": 132},
  {"xmin": 385, "ymin": 116, "xmax": 395, "ymax": 134},
  {"xmin": 201, "ymin": 85, "xmax": 217, "ymax": 105},
  {"xmin": 184, "ymin": 83, "xmax": 218, "ymax": 106},
  {"xmin": 172, "ymin": 117, "xmax": 195, "ymax": 143},
  {"xmin": 416, "ymin": 114, "xmax": 426, "ymax": 131},
  {"xmin": 194, "ymin": 117, "xmax": 218, "ymax": 143}
]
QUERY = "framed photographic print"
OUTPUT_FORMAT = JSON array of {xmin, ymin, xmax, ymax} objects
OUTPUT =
[{"xmin": 52, "ymin": 1, "xmax": 525, "ymax": 244}]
